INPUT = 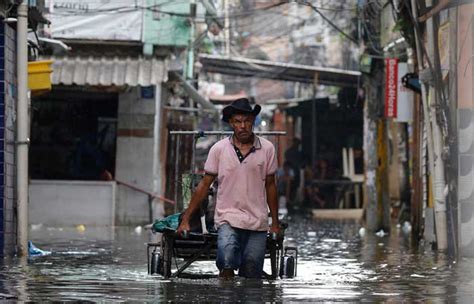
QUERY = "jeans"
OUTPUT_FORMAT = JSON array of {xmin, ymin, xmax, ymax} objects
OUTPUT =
[{"xmin": 216, "ymin": 223, "xmax": 267, "ymax": 278}]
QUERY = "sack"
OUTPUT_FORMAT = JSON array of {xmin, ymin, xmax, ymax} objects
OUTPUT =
[
  {"xmin": 152, "ymin": 213, "xmax": 181, "ymax": 233},
  {"xmin": 151, "ymin": 211, "xmax": 204, "ymax": 233}
]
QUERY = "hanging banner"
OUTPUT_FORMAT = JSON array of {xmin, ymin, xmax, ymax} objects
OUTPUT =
[
  {"xmin": 395, "ymin": 62, "xmax": 414, "ymax": 122},
  {"xmin": 45, "ymin": 0, "xmax": 144, "ymax": 41},
  {"xmin": 385, "ymin": 58, "xmax": 398, "ymax": 118}
]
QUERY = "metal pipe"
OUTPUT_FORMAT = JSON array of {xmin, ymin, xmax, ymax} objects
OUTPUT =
[
  {"xmin": 163, "ymin": 106, "xmax": 216, "ymax": 113},
  {"xmin": 16, "ymin": 2, "xmax": 29, "ymax": 257},
  {"xmin": 187, "ymin": 0, "xmax": 196, "ymax": 80},
  {"xmin": 115, "ymin": 180, "xmax": 175, "ymax": 205},
  {"xmin": 190, "ymin": 134, "xmax": 197, "ymax": 192},
  {"xmin": 174, "ymin": 135, "xmax": 181, "ymax": 213},
  {"xmin": 170, "ymin": 131, "xmax": 287, "ymax": 136},
  {"xmin": 153, "ymin": 84, "xmax": 164, "ymax": 220}
]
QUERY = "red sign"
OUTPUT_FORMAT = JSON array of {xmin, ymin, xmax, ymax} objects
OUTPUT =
[{"xmin": 385, "ymin": 58, "xmax": 398, "ymax": 118}]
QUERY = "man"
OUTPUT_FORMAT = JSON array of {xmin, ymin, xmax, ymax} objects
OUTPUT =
[{"xmin": 177, "ymin": 98, "xmax": 280, "ymax": 279}]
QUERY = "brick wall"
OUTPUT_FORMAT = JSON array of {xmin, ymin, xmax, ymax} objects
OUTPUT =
[{"xmin": 0, "ymin": 22, "xmax": 17, "ymax": 257}]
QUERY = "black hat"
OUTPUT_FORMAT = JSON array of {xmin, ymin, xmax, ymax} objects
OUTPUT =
[{"xmin": 222, "ymin": 98, "xmax": 261, "ymax": 123}]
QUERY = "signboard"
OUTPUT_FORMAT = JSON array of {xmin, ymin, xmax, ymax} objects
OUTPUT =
[
  {"xmin": 395, "ymin": 63, "xmax": 414, "ymax": 122},
  {"xmin": 385, "ymin": 58, "xmax": 398, "ymax": 118},
  {"xmin": 46, "ymin": 0, "xmax": 144, "ymax": 41},
  {"xmin": 140, "ymin": 86, "xmax": 154, "ymax": 99}
]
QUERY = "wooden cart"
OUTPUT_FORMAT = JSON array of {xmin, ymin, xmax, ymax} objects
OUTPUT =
[
  {"xmin": 147, "ymin": 130, "xmax": 297, "ymax": 279},
  {"xmin": 148, "ymin": 223, "xmax": 296, "ymax": 279}
]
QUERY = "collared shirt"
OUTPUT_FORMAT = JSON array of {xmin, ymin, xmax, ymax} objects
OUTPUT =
[{"xmin": 204, "ymin": 134, "xmax": 278, "ymax": 231}]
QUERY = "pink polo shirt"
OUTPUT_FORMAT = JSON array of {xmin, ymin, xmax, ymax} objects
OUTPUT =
[{"xmin": 204, "ymin": 135, "xmax": 278, "ymax": 231}]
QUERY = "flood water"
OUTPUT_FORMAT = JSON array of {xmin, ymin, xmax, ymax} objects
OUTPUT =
[{"xmin": 1, "ymin": 214, "xmax": 473, "ymax": 302}]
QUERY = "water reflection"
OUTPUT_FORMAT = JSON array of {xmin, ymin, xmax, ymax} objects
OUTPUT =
[{"xmin": 0, "ymin": 214, "xmax": 473, "ymax": 301}]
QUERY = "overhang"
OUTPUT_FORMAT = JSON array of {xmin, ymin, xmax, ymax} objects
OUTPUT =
[
  {"xmin": 199, "ymin": 54, "xmax": 362, "ymax": 87},
  {"xmin": 45, "ymin": 56, "xmax": 168, "ymax": 87}
]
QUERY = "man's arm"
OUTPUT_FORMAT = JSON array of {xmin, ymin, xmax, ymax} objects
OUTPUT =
[
  {"xmin": 265, "ymin": 174, "xmax": 280, "ymax": 234},
  {"xmin": 177, "ymin": 174, "xmax": 216, "ymax": 235}
]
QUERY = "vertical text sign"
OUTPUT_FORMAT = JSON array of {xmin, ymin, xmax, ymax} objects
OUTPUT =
[{"xmin": 385, "ymin": 58, "xmax": 398, "ymax": 118}]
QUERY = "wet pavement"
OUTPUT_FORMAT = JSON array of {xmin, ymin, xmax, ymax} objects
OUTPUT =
[{"xmin": 1, "ymin": 214, "xmax": 474, "ymax": 302}]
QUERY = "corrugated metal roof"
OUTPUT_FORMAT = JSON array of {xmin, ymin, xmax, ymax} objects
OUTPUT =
[
  {"xmin": 46, "ymin": 56, "xmax": 168, "ymax": 87},
  {"xmin": 199, "ymin": 54, "xmax": 361, "ymax": 87}
]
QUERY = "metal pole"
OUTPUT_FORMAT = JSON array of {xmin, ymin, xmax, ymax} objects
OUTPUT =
[
  {"xmin": 153, "ymin": 84, "xmax": 164, "ymax": 220},
  {"xmin": 16, "ymin": 2, "xmax": 29, "ymax": 257},
  {"xmin": 312, "ymin": 95, "xmax": 317, "ymax": 165},
  {"xmin": 191, "ymin": 134, "xmax": 198, "ymax": 191},
  {"xmin": 170, "ymin": 131, "xmax": 287, "ymax": 136},
  {"xmin": 163, "ymin": 106, "xmax": 216, "ymax": 113},
  {"xmin": 174, "ymin": 135, "xmax": 181, "ymax": 213},
  {"xmin": 187, "ymin": 0, "xmax": 196, "ymax": 80}
]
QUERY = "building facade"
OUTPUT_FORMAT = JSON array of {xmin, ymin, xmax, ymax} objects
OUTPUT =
[{"xmin": 0, "ymin": 19, "xmax": 18, "ymax": 257}]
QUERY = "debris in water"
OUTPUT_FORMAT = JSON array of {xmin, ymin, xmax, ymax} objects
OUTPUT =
[
  {"xmin": 28, "ymin": 240, "xmax": 51, "ymax": 257},
  {"xmin": 31, "ymin": 223, "xmax": 43, "ymax": 231},
  {"xmin": 375, "ymin": 230, "xmax": 387, "ymax": 237},
  {"xmin": 402, "ymin": 222, "xmax": 412, "ymax": 234}
]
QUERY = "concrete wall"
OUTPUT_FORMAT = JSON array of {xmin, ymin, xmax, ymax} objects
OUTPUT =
[
  {"xmin": 142, "ymin": 0, "xmax": 196, "ymax": 54},
  {"xmin": 0, "ymin": 23, "xmax": 17, "ymax": 256},
  {"xmin": 29, "ymin": 180, "xmax": 116, "ymax": 227},
  {"xmin": 115, "ymin": 86, "xmax": 164, "ymax": 225}
]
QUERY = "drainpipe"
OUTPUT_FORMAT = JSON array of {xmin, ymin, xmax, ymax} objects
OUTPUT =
[{"xmin": 16, "ymin": 2, "xmax": 29, "ymax": 257}]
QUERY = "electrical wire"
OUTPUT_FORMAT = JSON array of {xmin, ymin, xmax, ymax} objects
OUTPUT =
[
  {"xmin": 47, "ymin": 1, "xmax": 360, "ymax": 19},
  {"xmin": 298, "ymin": 1, "xmax": 359, "ymax": 45},
  {"xmin": 401, "ymin": 0, "xmax": 449, "ymax": 137}
]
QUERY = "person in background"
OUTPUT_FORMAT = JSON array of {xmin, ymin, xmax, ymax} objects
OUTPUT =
[
  {"xmin": 284, "ymin": 138, "xmax": 303, "ymax": 201},
  {"xmin": 276, "ymin": 161, "xmax": 294, "ymax": 214}
]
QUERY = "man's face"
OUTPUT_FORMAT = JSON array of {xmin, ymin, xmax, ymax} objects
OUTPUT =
[{"xmin": 229, "ymin": 113, "xmax": 255, "ymax": 143}]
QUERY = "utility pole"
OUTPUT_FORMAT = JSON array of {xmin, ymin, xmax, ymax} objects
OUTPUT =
[
  {"xmin": 16, "ymin": 2, "xmax": 29, "ymax": 257},
  {"xmin": 363, "ymin": 4, "xmax": 391, "ymax": 232}
]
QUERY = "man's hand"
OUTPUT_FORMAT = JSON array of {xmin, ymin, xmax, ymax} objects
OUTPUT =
[
  {"xmin": 175, "ymin": 174, "xmax": 216, "ymax": 238},
  {"xmin": 176, "ymin": 220, "xmax": 191, "ymax": 237},
  {"xmin": 269, "ymin": 222, "xmax": 281, "ymax": 239}
]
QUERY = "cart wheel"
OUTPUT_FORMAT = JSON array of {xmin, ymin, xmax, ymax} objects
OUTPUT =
[
  {"xmin": 150, "ymin": 250, "xmax": 162, "ymax": 275},
  {"xmin": 279, "ymin": 255, "xmax": 296, "ymax": 278},
  {"xmin": 161, "ymin": 234, "xmax": 174, "ymax": 278},
  {"xmin": 280, "ymin": 246, "xmax": 298, "ymax": 278}
]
